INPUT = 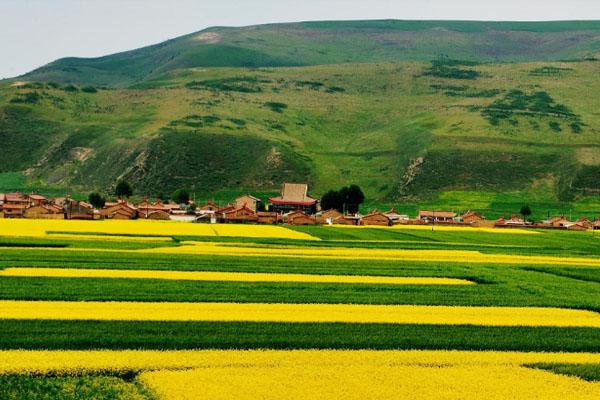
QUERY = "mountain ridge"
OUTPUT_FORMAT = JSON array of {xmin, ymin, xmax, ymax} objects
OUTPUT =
[{"xmin": 18, "ymin": 19, "xmax": 600, "ymax": 87}]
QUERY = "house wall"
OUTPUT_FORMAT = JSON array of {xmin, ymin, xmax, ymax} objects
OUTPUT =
[{"xmin": 361, "ymin": 215, "xmax": 390, "ymax": 226}]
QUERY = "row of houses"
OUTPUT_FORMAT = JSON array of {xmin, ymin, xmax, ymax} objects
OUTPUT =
[
  {"xmin": 495, "ymin": 214, "xmax": 600, "ymax": 231},
  {"xmin": 3, "ymin": 185, "xmax": 600, "ymax": 230}
]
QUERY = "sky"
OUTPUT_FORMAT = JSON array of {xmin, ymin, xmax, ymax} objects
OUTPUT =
[{"xmin": 2, "ymin": 0, "xmax": 600, "ymax": 79}]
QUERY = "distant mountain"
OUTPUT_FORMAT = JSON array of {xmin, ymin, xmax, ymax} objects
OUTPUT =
[
  {"xmin": 2, "ymin": 20, "xmax": 600, "ymax": 215},
  {"xmin": 19, "ymin": 20, "xmax": 600, "ymax": 87}
]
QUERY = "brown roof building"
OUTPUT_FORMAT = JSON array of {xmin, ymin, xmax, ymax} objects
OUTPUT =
[
  {"xmin": 100, "ymin": 201, "xmax": 137, "ymax": 220},
  {"xmin": 23, "ymin": 204, "xmax": 64, "ymax": 219},
  {"xmin": 257, "ymin": 211, "xmax": 281, "ymax": 224},
  {"xmin": 269, "ymin": 183, "xmax": 318, "ymax": 214},
  {"xmin": 287, "ymin": 211, "xmax": 317, "ymax": 225},
  {"xmin": 360, "ymin": 210, "xmax": 392, "ymax": 226},
  {"xmin": 65, "ymin": 200, "xmax": 94, "ymax": 220},
  {"xmin": 235, "ymin": 195, "xmax": 263, "ymax": 213},
  {"xmin": 418, "ymin": 210, "xmax": 457, "ymax": 222},
  {"xmin": 221, "ymin": 205, "xmax": 259, "ymax": 223}
]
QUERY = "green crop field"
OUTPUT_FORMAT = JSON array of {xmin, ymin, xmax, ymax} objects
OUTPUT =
[{"xmin": 1, "ymin": 220, "xmax": 600, "ymax": 398}]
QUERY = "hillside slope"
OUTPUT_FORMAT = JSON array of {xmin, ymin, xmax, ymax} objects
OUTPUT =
[
  {"xmin": 18, "ymin": 20, "xmax": 600, "ymax": 87},
  {"xmin": 2, "ymin": 58, "xmax": 600, "ymax": 215}
]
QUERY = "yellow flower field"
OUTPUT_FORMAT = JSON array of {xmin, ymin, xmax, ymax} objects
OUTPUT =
[
  {"xmin": 3, "ymin": 300, "xmax": 600, "ymax": 327},
  {"xmin": 0, "ymin": 267, "xmax": 474, "ymax": 286},
  {"xmin": 48, "ymin": 234, "xmax": 174, "ymax": 242},
  {"xmin": 2, "ymin": 350, "xmax": 600, "ymax": 399},
  {"xmin": 143, "ymin": 242, "xmax": 600, "ymax": 267},
  {"xmin": 0, "ymin": 219, "xmax": 317, "ymax": 240},
  {"xmin": 332, "ymin": 224, "xmax": 538, "ymax": 235}
]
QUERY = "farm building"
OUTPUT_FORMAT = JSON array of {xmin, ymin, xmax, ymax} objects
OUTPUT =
[
  {"xmin": 0, "ymin": 192, "xmax": 30, "ymax": 218},
  {"xmin": 137, "ymin": 198, "xmax": 171, "ymax": 219},
  {"xmin": 257, "ymin": 211, "xmax": 281, "ymax": 224},
  {"xmin": 461, "ymin": 210, "xmax": 485, "ymax": 224},
  {"xmin": 3, "ymin": 192, "xmax": 29, "ymax": 206},
  {"xmin": 221, "ymin": 205, "xmax": 259, "ymax": 223},
  {"xmin": 235, "ymin": 195, "xmax": 263, "ymax": 212},
  {"xmin": 197, "ymin": 200, "xmax": 218, "ymax": 212},
  {"xmin": 316, "ymin": 209, "xmax": 343, "ymax": 225},
  {"xmin": 566, "ymin": 222, "xmax": 590, "ymax": 231},
  {"xmin": 576, "ymin": 217, "xmax": 594, "ymax": 229},
  {"xmin": 100, "ymin": 201, "xmax": 137, "ymax": 220},
  {"xmin": 269, "ymin": 183, "xmax": 318, "ymax": 214},
  {"xmin": 26, "ymin": 194, "xmax": 49, "ymax": 206},
  {"xmin": 360, "ymin": 210, "xmax": 392, "ymax": 226},
  {"xmin": 495, "ymin": 215, "xmax": 527, "ymax": 227},
  {"xmin": 287, "ymin": 210, "xmax": 317, "ymax": 225},
  {"xmin": 384, "ymin": 208, "xmax": 410, "ymax": 224},
  {"xmin": 418, "ymin": 210, "xmax": 457, "ymax": 222},
  {"xmin": 23, "ymin": 204, "xmax": 64, "ymax": 219},
  {"xmin": 144, "ymin": 210, "xmax": 171, "ymax": 220},
  {"xmin": 64, "ymin": 200, "xmax": 94, "ymax": 220},
  {"xmin": 0, "ymin": 203, "xmax": 27, "ymax": 218},
  {"xmin": 334, "ymin": 215, "xmax": 361, "ymax": 225}
]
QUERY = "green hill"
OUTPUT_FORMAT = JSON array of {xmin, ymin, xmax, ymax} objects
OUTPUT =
[
  {"xmin": 18, "ymin": 20, "xmax": 600, "ymax": 87},
  {"xmin": 2, "ymin": 20, "xmax": 600, "ymax": 217}
]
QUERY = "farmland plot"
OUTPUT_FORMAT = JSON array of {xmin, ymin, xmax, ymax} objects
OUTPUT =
[{"xmin": 1, "ymin": 220, "xmax": 600, "ymax": 399}]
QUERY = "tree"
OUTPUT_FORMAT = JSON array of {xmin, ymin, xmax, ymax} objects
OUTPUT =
[
  {"xmin": 320, "ymin": 185, "xmax": 366, "ymax": 214},
  {"xmin": 171, "ymin": 188, "xmax": 190, "ymax": 205},
  {"xmin": 344, "ymin": 184, "xmax": 365, "ymax": 214},
  {"xmin": 520, "ymin": 205, "xmax": 532, "ymax": 221},
  {"xmin": 186, "ymin": 203, "xmax": 197, "ymax": 215},
  {"xmin": 88, "ymin": 192, "xmax": 106, "ymax": 209},
  {"xmin": 115, "ymin": 180, "xmax": 133, "ymax": 198}
]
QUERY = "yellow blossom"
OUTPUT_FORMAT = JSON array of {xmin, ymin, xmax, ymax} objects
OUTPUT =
[
  {"xmin": 2, "ymin": 350, "xmax": 600, "ymax": 399},
  {"xmin": 0, "ymin": 219, "xmax": 317, "ymax": 240},
  {"xmin": 2, "ymin": 301, "xmax": 600, "ymax": 327},
  {"xmin": 0, "ymin": 268, "xmax": 474, "ymax": 286}
]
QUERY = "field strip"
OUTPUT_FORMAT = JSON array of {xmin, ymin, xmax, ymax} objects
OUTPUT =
[
  {"xmin": 329, "ymin": 225, "xmax": 539, "ymax": 234},
  {"xmin": 143, "ymin": 242, "xmax": 600, "ymax": 266},
  {"xmin": 0, "ymin": 268, "xmax": 474, "ymax": 286},
  {"xmin": 140, "ymin": 363, "xmax": 600, "ymax": 400},
  {"xmin": 0, "ymin": 219, "xmax": 318, "ymax": 241},
  {"xmin": 47, "ymin": 234, "xmax": 174, "ymax": 242},
  {"xmin": 2, "ymin": 301, "xmax": 600, "ymax": 327},
  {"xmin": 2, "ymin": 350, "xmax": 600, "ymax": 400},
  {"xmin": 2, "ymin": 349, "xmax": 600, "ymax": 374},
  {"xmin": 326, "ymin": 239, "xmax": 531, "ymax": 248},
  {"xmin": 4, "ymin": 243, "xmax": 600, "ymax": 267}
]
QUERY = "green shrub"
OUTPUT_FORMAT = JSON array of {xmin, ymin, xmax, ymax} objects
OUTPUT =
[
  {"xmin": 185, "ymin": 76, "xmax": 269, "ymax": 93},
  {"xmin": 423, "ymin": 59, "xmax": 481, "ymax": 80},
  {"xmin": 264, "ymin": 101, "xmax": 288, "ymax": 113},
  {"xmin": 481, "ymin": 89, "xmax": 582, "ymax": 128},
  {"xmin": 9, "ymin": 92, "xmax": 41, "ymax": 104}
]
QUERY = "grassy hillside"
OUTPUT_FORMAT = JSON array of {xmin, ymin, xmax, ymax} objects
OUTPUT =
[
  {"xmin": 2, "ymin": 56, "xmax": 600, "ymax": 217},
  {"xmin": 17, "ymin": 20, "xmax": 600, "ymax": 87}
]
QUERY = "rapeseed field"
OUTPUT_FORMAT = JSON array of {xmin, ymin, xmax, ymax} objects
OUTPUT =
[{"xmin": 1, "ymin": 220, "xmax": 600, "ymax": 399}]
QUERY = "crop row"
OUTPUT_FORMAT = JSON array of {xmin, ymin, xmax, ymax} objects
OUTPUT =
[
  {"xmin": 2, "ymin": 320, "xmax": 600, "ymax": 352},
  {"xmin": 1, "ymin": 350, "xmax": 600, "ymax": 400},
  {"xmin": 3, "ymin": 301, "xmax": 600, "ymax": 327}
]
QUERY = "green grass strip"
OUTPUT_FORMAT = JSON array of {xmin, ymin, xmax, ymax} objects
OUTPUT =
[
  {"xmin": 2, "ymin": 320, "xmax": 600, "ymax": 352},
  {"xmin": 527, "ymin": 363, "xmax": 600, "ymax": 382}
]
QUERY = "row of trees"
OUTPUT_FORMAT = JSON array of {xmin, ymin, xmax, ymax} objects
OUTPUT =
[{"xmin": 320, "ymin": 185, "xmax": 365, "ymax": 214}]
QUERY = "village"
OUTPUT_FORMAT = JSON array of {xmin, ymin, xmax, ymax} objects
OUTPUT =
[{"xmin": 0, "ymin": 182, "xmax": 599, "ymax": 231}]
